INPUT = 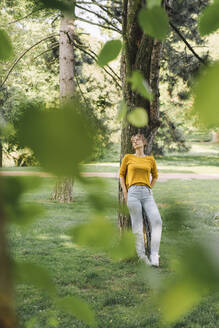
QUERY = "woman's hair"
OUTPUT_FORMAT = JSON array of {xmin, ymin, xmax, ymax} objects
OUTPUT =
[{"xmin": 131, "ymin": 133, "xmax": 147, "ymax": 146}]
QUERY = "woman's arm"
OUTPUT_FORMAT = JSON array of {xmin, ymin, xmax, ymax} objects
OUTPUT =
[
  {"xmin": 150, "ymin": 177, "xmax": 158, "ymax": 189},
  {"xmin": 151, "ymin": 157, "xmax": 158, "ymax": 189},
  {"xmin": 119, "ymin": 155, "xmax": 128, "ymax": 202},
  {"xmin": 120, "ymin": 176, "xmax": 128, "ymax": 202}
]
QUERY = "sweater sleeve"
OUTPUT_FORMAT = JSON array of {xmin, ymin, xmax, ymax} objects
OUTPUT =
[
  {"xmin": 151, "ymin": 157, "xmax": 158, "ymax": 179},
  {"xmin": 119, "ymin": 155, "xmax": 128, "ymax": 177}
]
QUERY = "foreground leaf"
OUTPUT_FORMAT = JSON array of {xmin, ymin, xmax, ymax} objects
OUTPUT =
[
  {"xmin": 199, "ymin": 1, "xmax": 219, "ymax": 36},
  {"xmin": 17, "ymin": 98, "xmax": 95, "ymax": 176},
  {"xmin": 128, "ymin": 71, "xmax": 153, "ymax": 101},
  {"xmin": 138, "ymin": 7, "xmax": 169, "ymax": 40},
  {"xmin": 67, "ymin": 214, "xmax": 117, "ymax": 251},
  {"xmin": 0, "ymin": 176, "xmax": 43, "ymax": 226},
  {"xmin": 38, "ymin": 0, "xmax": 75, "ymax": 12},
  {"xmin": 116, "ymin": 99, "xmax": 128, "ymax": 121},
  {"xmin": 14, "ymin": 262, "xmax": 56, "ymax": 296},
  {"xmin": 109, "ymin": 230, "xmax": 136, "ymax": 261},
  {"xmin": 127, "ymin": 107, "xmax": 148, "ymax": 127},
  {"xmin": 55, "ymin": 296, "xmax": 96, "ymax": 327},
  {"xmin": 192, "ymin": 61, "xmax": 219, "ymax": 128},
  {"xmin": 97, "ymin": 40, "xmax": 122, "ymax": 67},
  {"xmin": 0, "ymin": 29, "xmax": 14, "ymax": 60},
  {"xmin": 147, "ymin": 0, "xmax": 162, "ymax": 9}
]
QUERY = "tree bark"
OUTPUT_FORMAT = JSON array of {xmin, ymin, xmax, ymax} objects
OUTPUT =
[
  {"xmin": 0, "ymin": 142, "xmax": 2, "ymax": 167},
  {"xmin": 118, "ymin": 1, "xmax": 163, "ymax": 253},
  {"xmin": 52, "ymin": 13, "xmax": 75, "ymax": 202},
  {"xmin": 0, "ymin": 205, "xmax": 17, "ymax": 327}
]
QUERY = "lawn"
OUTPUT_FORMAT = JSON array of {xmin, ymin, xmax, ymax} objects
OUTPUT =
[{"xmin": 8, "ymin": 174, "xmax": 219, "ymax": 328}]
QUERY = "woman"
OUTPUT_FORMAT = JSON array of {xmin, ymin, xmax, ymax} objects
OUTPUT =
[{"xmin": 119, "ymin": 133, "xmax": 162, "ymax": 267}]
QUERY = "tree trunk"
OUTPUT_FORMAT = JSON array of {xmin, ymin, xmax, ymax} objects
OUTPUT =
[
  {"xmin": 212, "ymin": 131, "xmax": 219, "ymax": 143},
  {"xmin": 118, "ymin": 1, "xmax": 163, "ymax": 253},
  {"xmin": 0, "ymin": 142, "xmax": 2, "ymax": 167},
  {"xmin": 0, "ymin": 206, "xmax": 17, "ymax": 327},
  {"xmin": 52, "ymin": 13, "xmax": 75, "ymax": 202}
]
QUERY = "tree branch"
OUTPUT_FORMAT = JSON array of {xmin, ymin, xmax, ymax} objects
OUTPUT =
[
  {"xmin": 91, "ymin": 1, "xmax": 122, "ymax": 24},
  {"xmin": 3, "ymin": 7, "xmax": 44, "ymax": 26},
  {"xmin": 74, "ymin": 15, "xmax": 121, "ymax": 34},
  {"xmin": 72, "ymin": 41, "xmax": 122, "ymax": 89},
  {"xmin": 75, "ymin": 4, "xmax": 121, "ymax": 32},
  {"xmin": 169, "ymin": 21, "xmax": 207, "ymax": 65},
  {"xmin": 32, "ymin": 44, "xmax": 59, "ymax": 61},
  {"xmin": 75, "ymin": 72, "xmax": 90, "ymax": 107},
  {"xmin": 77, "ymin": 1, "xmax": 121, "ymax": 8},
  {"xmin": 0, "ymin": 34, "xmax": 59, "ymax": 88},
  {"xmin": 88, "ymin": 46, "xmax": 121, "ymax": 81}
]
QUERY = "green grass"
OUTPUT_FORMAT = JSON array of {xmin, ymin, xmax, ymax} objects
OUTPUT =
[{"xmin": 8, "ymin": 176, "xmax": 219, "ymax": 328}]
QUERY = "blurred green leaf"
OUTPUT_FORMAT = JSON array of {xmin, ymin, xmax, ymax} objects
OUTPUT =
[
  {"xmin": 14, "ymin": 262, "xmax": 56, "ymax": 296},
  {"xmin": 55, "ymin": 296, "xmax": 96, "ymax": 327},
  {"xmin": 127, "ymin": 107, "xmax": 148, "ymax": 127},
  {"xmin": 116, "ymin": 99, "xmax": 128, "ymax": 121},
  {"xmin": 138, "ymin": 7, "xmax": 169, "ymax": 40},
  {"xmin": 67, "ymin": 214, "xmax": 117, "ymax": 251},
  {"xmin": 0, "ymin": 29, "xmax": 14, "ymax": 61},
  {"xmin": 158, "ymin": 280, "xmax": 202, "ymax": 323},
  {"xmin": 109, "ymin": 230, "xmax": 136, "ymax": 261},
  {"xmin": 0, "ymin": 176, "xmax": 43, "ymax": 226},
  {"xmin": 97, "ymin": 39, "xmax": 122, "ymax": 67},
  {"xmin": 128, "ymin": 71, "xmax": 153, "ymax": 101},
  {"xmin": 0, "ymin": 118, "xmax": 15, "ymax": 139},
  {"xmin": 198, "ymin": 1, "xmax": 219, "ymax": 36},
  {"xmin": 38, "ymin": 0, "xmax": 75, "ymax": 12},
  {"xmin": 17, "ymin": 98, "xmax": 95, "ymax": 177},
  {"xmin": 156, "ymin": 241, "xmax": 219, "ymax": 324},
  {"xmin": 192, "ymin": 62, "xmax": 219, "ymax": 129},
  {"xmin": 147, "ymin": 0, "xmax": 162, "ymax": 9}
]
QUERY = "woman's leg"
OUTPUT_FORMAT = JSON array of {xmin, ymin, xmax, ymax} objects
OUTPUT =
[
  {"xmin": 127, "ymin": 188, "xmax": 150, "ymax": 264},
  {"xmin": 141, "ymin": 189, "xmax": 162, "ymax": 256}
]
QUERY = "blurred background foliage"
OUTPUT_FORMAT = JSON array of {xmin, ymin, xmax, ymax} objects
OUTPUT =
[
  {"xmin": 0, "ymin": 0, "xmax": 219, "ymax": 327},
  {"xmin": 1, "ymin": 0, "xmax": 218, "ymax": 166}
]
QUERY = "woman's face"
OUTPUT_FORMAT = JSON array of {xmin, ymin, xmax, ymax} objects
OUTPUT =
[{"xmin": 131, "ymin": 135, "xmax": 145, "ymax": 150}]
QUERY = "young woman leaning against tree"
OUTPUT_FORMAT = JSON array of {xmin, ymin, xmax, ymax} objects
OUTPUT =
[{"xmin": 119, "ymin": 133, "xmax": 162, "ymax": 267}]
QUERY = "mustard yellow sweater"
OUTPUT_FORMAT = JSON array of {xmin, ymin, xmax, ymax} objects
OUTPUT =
[{"xmin": 119, "ymin": 154, "xmax": 158, "ymax": 190}]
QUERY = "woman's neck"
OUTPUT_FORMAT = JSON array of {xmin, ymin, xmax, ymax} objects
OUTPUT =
[{"xmin": 134, "ymin": 149, "xmax": 145, "ymax": 157}]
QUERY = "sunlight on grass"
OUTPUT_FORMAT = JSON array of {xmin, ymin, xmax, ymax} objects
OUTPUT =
[{"xmin": 61, "ymin": 241, "xmax": 80, "ymax": 249}]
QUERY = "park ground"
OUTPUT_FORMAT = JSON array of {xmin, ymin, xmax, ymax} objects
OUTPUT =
[{"xmin": 5, "ymin": 141, "xmax": 219, "ymax": 328}]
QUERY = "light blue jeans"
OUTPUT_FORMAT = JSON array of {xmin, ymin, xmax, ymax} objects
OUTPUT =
[{"xmin": 127, "ymin": 185, "xmax": 162, "ymax": 261}]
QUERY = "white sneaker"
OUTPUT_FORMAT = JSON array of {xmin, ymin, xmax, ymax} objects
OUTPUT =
[{"xmin": 150, "ymin": 253, "xmax": 160, "ymax": 267}]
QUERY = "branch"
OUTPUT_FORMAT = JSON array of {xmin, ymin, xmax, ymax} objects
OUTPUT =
[
  {"xmin": 91, "ymin": 1, "xmax": 122, "ymax": 24},
  {"xmin": 4, "ymin": 7, "xmax": 44, "ymax": 26},
  {"xmin": 74, "ymin": 15, "xmax": 121, "ymax": 34},
  {"xmin": 51, "ymin": 13, "xmax": 61, "ymax": 26},
  {"xmin": 75, "ymin": 73, "xmax": 90, "ymax": 107},
  {"xmin": 0, "ymin": 34, "xmax": 59, "ymax": 88},
  {"xmin": 169, "ymin": 22, "xmax": 207, "ymax": 66},
  {"xmin": 77, "ymin": 1, "xmax": 121, "ymax": 8},
  {"xmin": 32, "ymin": 44, "xmax": 59, "ymax": 61},
  {"xmin": 75, "ymin": 4, "xmax": 121, "ymax": 32},
  {"xmin": 88, "ymin": 47, "xmax": 121, "ymax": 81},
  {"xmin": 71, "ymin": 36, "xmax": 121, "ymax": 84},
  {"xmin": 72, "ymin": 41, "xmax": 121, "ymax": 89}
]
